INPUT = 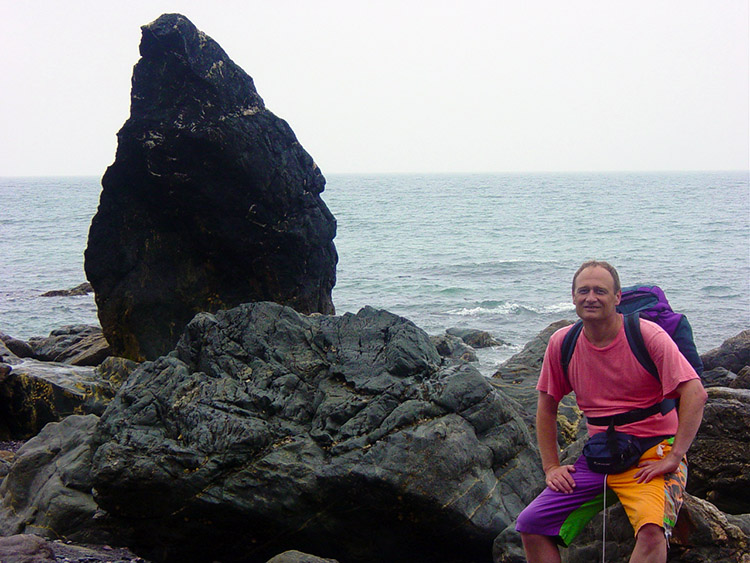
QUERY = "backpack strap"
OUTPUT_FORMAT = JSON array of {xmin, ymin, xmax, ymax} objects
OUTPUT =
[
  {"xmin": 622, "ymin": 313, "xmax": 659, "ymax": 381},
  {"xmin": 560, "ymin": 320, "xmax": 583, "ymax": 379}
]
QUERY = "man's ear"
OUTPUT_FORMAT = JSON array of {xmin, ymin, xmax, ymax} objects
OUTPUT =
[{"xmin": 615, "ymin": 290, "xmax": 622, "ymax": 305}]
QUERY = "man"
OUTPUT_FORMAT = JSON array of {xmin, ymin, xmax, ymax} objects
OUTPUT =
[{"xmin": 515, "ymin": 260, "xmax": 707, "ymax": 563}]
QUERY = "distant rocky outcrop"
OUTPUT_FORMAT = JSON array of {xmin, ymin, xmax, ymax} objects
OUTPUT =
[
  {"xmin": 40, "ymin": 282, "xmax": 93, "ymax": 297},
  {"xmin": 89, "ymin": 302, "xmax": 540, "ymax": 563},
  {"xmin": 84, "ymin": 13, "xmax": 337, "ymax": 361},
  {"xmin": 446, "ymin": 328, "xmax": 508, "ymax": 349}
]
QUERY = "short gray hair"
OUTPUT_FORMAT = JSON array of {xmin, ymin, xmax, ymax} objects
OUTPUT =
[{"xmin": 572, "ymin": 260, "xmax": 621, "ymax": 294}]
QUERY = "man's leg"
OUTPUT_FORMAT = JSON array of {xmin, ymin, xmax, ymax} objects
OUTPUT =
[
  {"xmin": 629, "ymin": 524, "xmax": 666, "ymax": 563},
  {"xmin": 516, "ymin": 456, "xmax": 609, "ymax": 559},
  {"xmin": 520, "ymin": 533, "xmax": 561, "ymax": 563}
]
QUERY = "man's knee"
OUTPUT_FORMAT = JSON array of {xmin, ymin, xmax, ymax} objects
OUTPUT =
[
  {"xmin": 636, "ymin": 523, "xmax": 666, "ymax": 549},
  {"xmin": 520, "ymin": 533, "xmax": 560, "ymax": 563}
]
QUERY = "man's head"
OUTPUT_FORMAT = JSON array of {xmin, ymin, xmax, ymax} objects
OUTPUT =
[{"xmin": 571, "ymin": 260, "xmax": 622, "ymax": 323}]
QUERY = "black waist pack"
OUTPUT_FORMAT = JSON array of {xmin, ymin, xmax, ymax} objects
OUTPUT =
[{"xmin": 582, "ymin": 431, "xmax": 665, "ymax": 474}]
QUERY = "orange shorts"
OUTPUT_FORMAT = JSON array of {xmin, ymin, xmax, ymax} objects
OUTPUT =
[{"xmin": 605, "ymin": 439, "xmax": 687, "ymax": 538}]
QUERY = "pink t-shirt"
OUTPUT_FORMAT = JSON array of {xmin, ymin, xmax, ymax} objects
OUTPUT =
[{"xmin": 537, "ymin": 316, "xmax": 700, "ymax": 438}]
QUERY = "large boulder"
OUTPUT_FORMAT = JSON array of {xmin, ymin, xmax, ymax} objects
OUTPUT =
[
  {"xmin": 85, "ymin": 13, "xmax": 338, "ymax": 361},
  {"xmin": 91, "ymin": 302, "xmax": 541, "ymax": 563}
]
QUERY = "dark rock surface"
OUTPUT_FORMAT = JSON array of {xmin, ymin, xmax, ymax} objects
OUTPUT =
[
  {"xmin": 0, "ymin": 332, "xmax": 34, "ymax": 359},
  {"xmin": 430, "ymin": 332, "xmax": 478, "ymax": 362},
  {"xmin": 687, "ymin": 387, "xmax": 750, "ymax": 514},
  {"xmin": 0, "ymin": 359, "xmax": 119, "ymax": 440},
  {"xmin": 28, "ymin": 325, "xmax": 111, "ymax": 366},
  {"xmin": 0, "ymin": 534, "xmax": 145, "ymax": 563},
  {"xmin": 700, "ymin": 329, "xmax": 750, "ymax": 374},
  {"xmin": 491, "ymin": 320, "xmax": 581, "ymax": 440},
  {"xmin": 701, "ymin": 366, "xmax": 737, "ymax": 388},
  {"xmin": 40, "ymin": 282, "xmax": 94, "ymax": 297},
  {"xmin": 0, "ymin": 329, "xmax": 133, "ymax": 441},
  {"xmin": 91, "ymin": 302, "xmax": 540, "ymax": 563},
  {"xmin": 446, "ymin": 328, "xmax": 508, "ymax": 349},
  {"xmin": 0, "ymin": 534, "xmax": 55, "ymax": 563},
  {"xmin": 84, "ymin": 13, "xmax": 337, "ymax": 362},
  {"xmin": 0, "ymin": 416, "xmax": 102, "ymax": 541},
  {"xmin": 730, "ymin": 365, "xmax": 750, "ymax": 389}
]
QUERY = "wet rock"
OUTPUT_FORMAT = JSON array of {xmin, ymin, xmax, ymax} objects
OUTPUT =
[
  {"xmin": 84, "ymin": 13, "xmax": 337, "ymax": 361},
  {"xmin": 91, "ymin": 302, "xmax": 540, "ymax": 563},
  {"xmin": 430, "ymin": 332, "xmax": 478, "ymax": 362},
  {"xmin": 28, "ymin": 325, "xmax": 111, "ymax": 366},
  {"xmin": 40, "ymin": 282, "xmax": 93, "ymax": 297},
  {"xmin": 446, "ymin": 328, "xmax": 508, "ymax": 348},
  {"xmin": 0, "ymin": 360, "xmax": 116, "ymax": 440},
  {"xmin": 0, "ymin": 333, "xmax": 34, "ymax": 359}
]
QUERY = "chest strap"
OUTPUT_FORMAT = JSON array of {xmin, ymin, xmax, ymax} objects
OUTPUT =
[{"xmin": 586, "ymin": 397, "xmax": 676, "ymax": 427}]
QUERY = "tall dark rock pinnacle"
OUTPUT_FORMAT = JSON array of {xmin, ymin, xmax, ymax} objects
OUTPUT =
[{"xmin": 85, "ymin": 13, "xmax": 337, "ymax": 361}]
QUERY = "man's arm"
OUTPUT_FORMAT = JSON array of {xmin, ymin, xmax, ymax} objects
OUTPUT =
[
  {"xmin": 537, "ymin": 391, "xmax": 576, "ymax": 493},
  {"xmin": 635, "ymin": 378, "xmax": 708, "ymax": 483}
]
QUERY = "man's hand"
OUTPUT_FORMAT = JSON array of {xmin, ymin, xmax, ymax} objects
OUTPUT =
[
  {"xmin": 634, "ymin": 451, "xmax": 681, "ymax": 483},
  {"xmin": 544, "ymin": 464, "xmax": 577, "ymax": 493}
]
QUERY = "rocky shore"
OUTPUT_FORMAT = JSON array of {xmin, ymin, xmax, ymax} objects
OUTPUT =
[{"xmin": 0, "ymin": 309, "xmax": 748, "ymax": 563}]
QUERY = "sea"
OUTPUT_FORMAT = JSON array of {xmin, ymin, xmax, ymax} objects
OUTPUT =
[{"xmin": 1, "ymin": 171, "xmax": 748, "ymax": 375}]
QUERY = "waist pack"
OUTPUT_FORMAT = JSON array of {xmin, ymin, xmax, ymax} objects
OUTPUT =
[{"xmin": 583, "ymin": 430, "xmax": 666, "ymax": 474}]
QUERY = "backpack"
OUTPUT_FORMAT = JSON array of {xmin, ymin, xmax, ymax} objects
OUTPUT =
[{"xmin": 560, "ymin": 284, "xmax": 703, "ymax": 427}]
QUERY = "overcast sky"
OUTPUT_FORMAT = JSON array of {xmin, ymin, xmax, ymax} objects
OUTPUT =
[{"xmin": 1, "ymin": 0, "xmax": 748, "ymax": 176}]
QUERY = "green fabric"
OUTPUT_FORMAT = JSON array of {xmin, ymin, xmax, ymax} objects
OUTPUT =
[{"xmin": 558, "ymin": 488, "xmax": 619, "ymax": 547}]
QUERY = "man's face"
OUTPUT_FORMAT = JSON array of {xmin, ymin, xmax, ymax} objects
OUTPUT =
[{"xmin": 572, "ymin": 266, "xmax": 621, "ymax": 322}]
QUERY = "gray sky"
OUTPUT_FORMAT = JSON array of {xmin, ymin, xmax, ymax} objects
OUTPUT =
[{"xmin": 2, "ymin": 0, "xmax": 748, "ymax": 176}]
